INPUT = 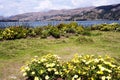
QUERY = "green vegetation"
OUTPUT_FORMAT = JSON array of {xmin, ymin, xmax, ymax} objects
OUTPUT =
[
  {"xmin": 0, "ymin": 22, "xmax": 85, "ymax": 40},
  {"xmin": 0, "ymin": 22, "xmax": 120, "ymax": 80},
  {"xmin": 21, "ymin": 54, "xmax": 120, "ymax": 80},
  {"xmin": 91, "ymin": 23, "xmax": 120, "ymax": 31},
  {"xmin": 0, "ymin": 22, "xmax": 120, "ymax": 40}
]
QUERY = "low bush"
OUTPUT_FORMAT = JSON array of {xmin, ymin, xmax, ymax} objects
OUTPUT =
[
  {"xmin": 28, "ymin": 28, "xmax": 36, "ymax": 37},
  {"xmin": 2, "ymin": 26, "xmax": 28, "ymax": 40},
  {"xmin": 91, "ymin": 23, "xmax": 120, "ymax": 31},
  {"xmin": 49, "ymin": 27, "xmax": 61, "ymax": 38},
  {"xmin": 81, "ymin": 30, "xmax": 92, "ymax": 36},
  {"xmin": 21, "ymin": 54, "xmax": 120, "ymax": 80},
  {"xmin": 76, "ymin": 26, "xmax": 84, "ymax": 34},
  {"xmin": 0, "ymin": 22, "xmax": 119, "ymax": 40},
  {"xmin": 34, "ymin": 27, "xmax": 43, "ymax": 35},
  {"xmin": 41, "ymin": 30, "xmax": 50, "ymax": 39}
]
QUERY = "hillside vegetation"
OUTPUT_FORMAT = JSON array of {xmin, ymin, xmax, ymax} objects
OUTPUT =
[{"xmin": 0, "ymin": 22, "xmax": 120, "ymax": 80}]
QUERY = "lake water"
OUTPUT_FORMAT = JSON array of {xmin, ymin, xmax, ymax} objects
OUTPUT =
[{"xmin": 0, "ymin": 20, "xmax": 120, "ymax": 28}]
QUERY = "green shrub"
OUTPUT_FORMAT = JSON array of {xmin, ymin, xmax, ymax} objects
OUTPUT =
[
  {"xmin": 65, "ymin": 27, "xmax": 76, "ymax": 33},
  {"xmin": 49, "ymin": 27, "xmax": 61, "ymax": 38},
  {"xmin": 2, "ymin": 28, "xmax": 16, "ymax": 40},
  {"xmin": 41, "ymin": 30, "xmax": 50, "ymax": 38},
  {"xmin": 64, "ymin": 22, "xmax": 78, "ymax": 33},
  {"xmin": 21, "ymin": 54, "xmax": 120, "ymax": 80},
  {"xmin": 28, "ymin": 28, "xmax": 36, "ymax": 37},
  {"xmin": 0, "ymin": 29, "xmax": 3, "ymax": 40},
  {"xmin": 2, "ymin": 26, "xmax": 28, "ymax": 40},
  {"xmin": 76, "ymin": 26, "xmax": 84, "ymax": 34},
  {"xmin": 56, "ymin": 23, "xmax": 67, "ymax": 30},
  {"xmin": 68, "ymin": 22, "xmax": 78, "ymax": 28},
  {"xmin": 81, "ymin": 30, "xmax": 92, "ymax": 36},
  {"xmin": 91, "ymin": 23, "xmax": 120, "ymax": 31},
  {"xmin": 34, "ymin": 27, "xmax": 43, "ymax": 35}
]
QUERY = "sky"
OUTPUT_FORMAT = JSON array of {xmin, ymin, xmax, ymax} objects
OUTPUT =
[{"xmin": 0, "ymin": 0, "xmax": 120, "ymax": 16}]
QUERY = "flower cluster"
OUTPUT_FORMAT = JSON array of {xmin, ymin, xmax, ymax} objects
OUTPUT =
[
  {"xmin": 21, "ymin": 54, "xmax": 120, "ymax": 80},
  {"xmin": 21, "ymin": 54, "xmax": 63, "ymax": 80}
]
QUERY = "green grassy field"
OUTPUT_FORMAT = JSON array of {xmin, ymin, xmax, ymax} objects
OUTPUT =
[{"xmin": 0, "ymin": 31, "xmax": 120, "ymax": 80}]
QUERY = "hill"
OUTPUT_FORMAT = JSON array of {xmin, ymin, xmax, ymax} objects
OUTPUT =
[{"xmin": 3, "ymin": 3, "xmax": 120, "ymax": 21}]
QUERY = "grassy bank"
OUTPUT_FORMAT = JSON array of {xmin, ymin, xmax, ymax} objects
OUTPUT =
[{"xmin": 0, "ymin": 30, "xmax": 120, "ymax": 80}]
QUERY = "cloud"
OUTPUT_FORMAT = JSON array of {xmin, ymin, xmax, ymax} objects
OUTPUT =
[
  {"xmin": 71, "ymin": 0, "xmax": 92, "ymax": 7},
  {"xmin": 71, "ymin": 0, "xmax": 120, "ymax": 7},
  {"xmin": 0, "ymin": 0, "xmax": 120, "ymax": 16},
  {"xmin": 34, "ymin": 0, "xmax": 52, "ymax": 11}
]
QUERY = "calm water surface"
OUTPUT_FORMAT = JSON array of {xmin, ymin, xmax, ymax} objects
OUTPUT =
[{"xmin": 0, "ymin": 20, "xmax": 120, "ymax": 28}]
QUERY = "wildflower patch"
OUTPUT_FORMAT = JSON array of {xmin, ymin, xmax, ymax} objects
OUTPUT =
[{"xmin": 21, "ymin": 54, "xmax": 120, "ymax": 80}]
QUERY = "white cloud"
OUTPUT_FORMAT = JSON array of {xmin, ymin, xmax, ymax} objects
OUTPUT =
[
  {"xmin": 0, "ymin": 5, "xmax": 3, "ymax": 9},
  {"xmin": 71, "ymin": 0, "xmax": 92, "ymax": 7},
  {"xmin": 71, "ymin": 0, "xmax": 120, "ymax": 7},
  {"xmin": 34, "ymin": 0, "xmax": 53, "ymax": 11},
  {"xmin": 92, "ymin": 0, "xmax": 110, "ymax": 6}
]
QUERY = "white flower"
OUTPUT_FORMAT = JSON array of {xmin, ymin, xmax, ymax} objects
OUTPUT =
[
  {"xmin": 98, "ymin": 65, "xmax": 106, "ymax": 71},
  {"xmin": 45, "ymin": 75, "xmax": 49, "ymax": 80},
  {"xmin": 31, "ymin": 71, "xmax": 35, "ymax": 75},
  {"xmin": 94, "ymin": 58, "xmax": 99, "ymax": 63},
  {"xmin": 41, "ymin": 58, "xmax": 46, "ymax": 62},
  {"xmin": 106, "ymin": 76, "xmax": 111, "ymax": 80},
  {"xmin": 25, "ymin": 66, "xmax": 30, "ymax": 71},
  {"xmin": 23, "ymin": 72, "xmax": 27, "ymax": 76},
  {"xmin": 51, "ymin": 63, "xmax": 55, "ymax": 67},
  {"xmin": 106, "ymin": 69, "xmax": 112, "ymax": 73},
  {"xmin": 55, "ymin": 71, "xmax": 59, "ymax": 75},
  {"xmin": 74, "ymin": 75, "xmax": 78, "ymax": 78},
  {"xmin": 101, "ymin": 76, "xmax": 106, "ymax": 80},
  {"xmin": 47, "ymin": 68, "xmax": 52, "ymax": 72},
  {"xmin": 77, "ymin": 78, "xmax": 81, "ymax": 80}
]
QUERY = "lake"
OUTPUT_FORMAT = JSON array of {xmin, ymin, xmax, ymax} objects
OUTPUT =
[{"xmin": 0, "ymin": 20, "xmax": 120, "ymax": 28}]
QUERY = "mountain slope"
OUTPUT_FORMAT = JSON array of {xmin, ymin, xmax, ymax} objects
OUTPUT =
[{"xmin": 5, "ymin": 3, "xmax": 120, "ymax": 21}]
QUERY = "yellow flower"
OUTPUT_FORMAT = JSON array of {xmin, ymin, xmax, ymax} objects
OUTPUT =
[
  {"xmin": 34, "ymin": 76, "xmax": 39, "ymax": 80},
  {"xmin": 78, "ymin": 70, "xmax": 81, "ymax": 74},
  {"xmin": 104, "ymin": 61, "xmax": 115, "ymax": 67},
  {"xmin": 97, "ymin": 71, "xmax": 103, "ymax": 74},
  {"xmin": 39, "ymin": 70, "xmax": 44, "ymax": 74},
  {"xmin": 91, "ymin": 77, "xmax": 94, "ymax": 80},
  {"xmin": 21, "ymin": 66, "xmax": 25, "ymax": 72}
]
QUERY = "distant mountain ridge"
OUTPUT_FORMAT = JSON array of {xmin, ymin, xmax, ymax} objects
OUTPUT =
[{"xmin": 1, "ymin": 3, "xmax": 120, "ymax": 21}]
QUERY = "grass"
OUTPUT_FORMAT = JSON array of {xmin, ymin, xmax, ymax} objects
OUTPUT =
[{"xmin": 0, "ymin": 31, "xmax": 120, "ymax": 80}]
